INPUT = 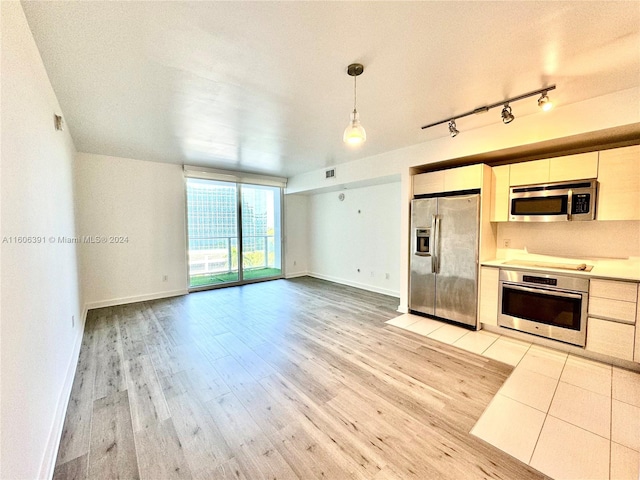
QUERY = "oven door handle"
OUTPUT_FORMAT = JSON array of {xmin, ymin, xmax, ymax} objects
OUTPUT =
[
  {"xmin": 502, "ymin": 282, "xmax": 584, "ymax": 300},
  {"xmin": 567, "ymin": 189, "xmax": 573, "ymax": 221}
]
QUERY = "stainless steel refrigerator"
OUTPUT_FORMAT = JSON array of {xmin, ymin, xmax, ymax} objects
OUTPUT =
[{"xmin": 409, "ymin": 192, "xmax": 480, "ymax": 328}]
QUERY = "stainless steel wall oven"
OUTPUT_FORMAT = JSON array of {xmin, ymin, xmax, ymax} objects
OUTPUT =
[{"xmin": 498, "ymin": 269, "xmax": 589, "ymax": 346}]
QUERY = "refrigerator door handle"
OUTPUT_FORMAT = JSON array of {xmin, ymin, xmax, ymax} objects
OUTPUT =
[{"xmin": 433, "ymin": 214, "xmax": 441, "ymax": 273}]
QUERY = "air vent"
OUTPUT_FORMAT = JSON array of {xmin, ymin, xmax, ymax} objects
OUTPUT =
[{"xmin": 325, "ymin": 169, "xmax": 336, "ymax": 179}]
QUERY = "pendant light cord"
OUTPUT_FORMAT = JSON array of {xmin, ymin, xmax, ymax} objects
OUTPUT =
[{"xmin": 353, "ymin": 75, "xmax": 357, "ymax": 112}]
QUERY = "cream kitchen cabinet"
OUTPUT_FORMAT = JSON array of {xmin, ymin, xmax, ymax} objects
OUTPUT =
[
  {"xmin": 413, "ymin": 164, "xmax": 484, "ymax": 196},
  {"xmin": 413, "ymin": 170, "xmax": 445, "ymax": 195},
  {"xmin": 509, "ymin": 159, "xmax": 549, "ymax": 186},
  {"xmin": 586, "ymin": 279, "xmax": 638, "ymax": 362},
  {"xmin": 549, "ymin": 152, "xmax": 598, "ymax": 182},
  {"xmin": 586, "ymin": 318, "xmax": 635, "ymax": 361},
  {"xmin": 509, "ymin": 152, "xmax": 599, "ymax": 187},
  {"xmin": 478, "ymin": 266, "xmax": 500, "ymax": 326},
  {"xmin": 490, "ymin": 165, "xmax": 510, "ymax": 222},
  {"xmin": 596, "ymin": 145, "xmax": 640, "ymax": 221}
]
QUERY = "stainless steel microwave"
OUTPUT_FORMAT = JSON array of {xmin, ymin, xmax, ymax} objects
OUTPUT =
[{"xmin": 509, "ymin": 179, "xmax": 597, "ymax": 222}]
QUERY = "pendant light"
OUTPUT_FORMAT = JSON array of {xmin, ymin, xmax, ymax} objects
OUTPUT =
[{"xmin": 343, "ymin": 63, "xmax": 366, "ymax": 145}]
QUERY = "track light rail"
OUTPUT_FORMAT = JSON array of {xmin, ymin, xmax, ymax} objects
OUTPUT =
[{"xmin": 421, "ymin": 85, "xmax": 556, "ymax": 130}]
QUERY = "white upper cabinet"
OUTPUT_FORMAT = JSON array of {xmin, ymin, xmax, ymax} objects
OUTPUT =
[
  {"xmin": 549, "ymin": 152, "xmax": 599, "ymax": 182},
  {"xmin": 596, "ymin": 145, "xmax": 640, "ymax": 221},
  {"xmin": 443, "ymin": 164, "xmax": 484, "ymax": 192},
  {"xmin": 490, "ymin": 165, "xmax": 510, "ymax": 222},
  {"xmin": 413, "ymin": 164, "xmax": 484, "ymax": 196},
  {"xmin": 510, "ymin": 152, "xmax": 599, "ymax": 187},
  {"xmin": 413, "ymin": 170, "xmax": 445, "ymax": 195},
  {"xmin": 509, "ymin": 159, "xmax": 549, "ymax": 186}
]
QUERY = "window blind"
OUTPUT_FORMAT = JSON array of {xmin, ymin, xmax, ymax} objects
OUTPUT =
[{"xmin": 183, "ymin": 165, "xmax": 287, "ymax": 188}]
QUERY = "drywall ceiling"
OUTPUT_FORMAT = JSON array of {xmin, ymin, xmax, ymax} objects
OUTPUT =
[{"xmin": 21, "ymin": 1, "xmax": 640, "ymax": 178}]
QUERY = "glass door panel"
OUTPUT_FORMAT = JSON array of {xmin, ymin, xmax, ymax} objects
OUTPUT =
[
  {"xmin": 186, "ymin": 178, "xmax": 239, "ymax": 287},
  {"xmin": 241, "ymin": 184, "xmax": 282, "ymax": 281}
]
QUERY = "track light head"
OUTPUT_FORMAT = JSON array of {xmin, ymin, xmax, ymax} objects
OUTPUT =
[
  {"xmin": 448, "ymin": 120, "xmax": 459, "ymax": 138},
  {"xmin": 501, "ymin": 104, "xmax": 515, "ymax": 124},
  {"xmin": 538, "ymin": 91, "xmax": 553, "ymax": 111}
]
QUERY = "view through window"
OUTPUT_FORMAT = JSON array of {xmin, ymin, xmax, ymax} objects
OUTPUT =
[{"xmin": 186, "ymin": 179, "xmax": 282, "ymax": 288}]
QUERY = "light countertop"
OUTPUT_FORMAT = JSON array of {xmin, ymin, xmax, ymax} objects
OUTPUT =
[{"xmin": 482, "ymin": 252, "xmax": 640, "ymax": 282}]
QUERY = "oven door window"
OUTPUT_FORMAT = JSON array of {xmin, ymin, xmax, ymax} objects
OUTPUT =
[
  {"xmin": 511, "ymin": 195, "xmax": 568, "ymax": 216},
  {"xmin": 502, "ymin": 285, "xmax": 582, "ymax": 331}
]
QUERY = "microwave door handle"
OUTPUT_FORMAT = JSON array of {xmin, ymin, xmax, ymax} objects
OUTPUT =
[
  {"xmin": 567, "ymin": 189, "xmax": 573, "ymax": 221},
  {"xmin": 503, "ymin": 283, "xmax": 583, "ymax": 300}
]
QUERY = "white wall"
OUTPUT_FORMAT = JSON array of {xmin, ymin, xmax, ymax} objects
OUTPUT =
[
  {"xmin": 497, "ymin": 221, "xmax": 640, "ymax": 260},
  {"xmin": 307, "ymin": 182, "xmax": 401, "ymax": 297},
  {"xmin": 1, "ymin": 2, "xmax": 83, "ymax": 478},
  {"xmin": 75, "ymin": 153, "xmax": 188, "ymax": 307},
  {"xmin": 284, "ymin": 194, "xmax": 309, "ymax": 277}
]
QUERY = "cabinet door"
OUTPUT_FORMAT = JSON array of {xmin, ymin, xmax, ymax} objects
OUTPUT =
[
  {"xmin": 490, "ymin": 165, "xmax": 510, "ymax": 222},
  {"xmin": 587, "ymin": 317, "xmax": 635, "ymax": 361},
  {"xmin": 413, "ymin": 171, "xmax": 445, "ymax": 195},
  {"xmin": 549, "ymin": 152, "xmax": 599, "ymax": 182},
  {"xmin": 597, "ymin": 145, "xmax": 640, "ymax": 221},
  {"xmin": 588, "ymin": 297, "xmax": 636, "ymax": 324},
  {"xmin": 443, "ymin": 164, "xmax": 483, "ymax": 192},
  {"xmin": 590, "ymin": 279, "xmax": 638, "ymax": 303},
  {"xmin": 509, "ymin": 159, "xmax": 549, "ymax": 186},
  {"xmin": 478, "ymin": 267, "xmax": 500, "ymax": 326}
]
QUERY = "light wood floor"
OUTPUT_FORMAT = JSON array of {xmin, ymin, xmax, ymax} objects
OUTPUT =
[{"xmin": 54, "ymin": 277, "xmax": 547, "ymax": 479}]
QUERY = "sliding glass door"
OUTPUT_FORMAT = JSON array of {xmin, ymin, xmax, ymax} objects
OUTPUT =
[
  {"xmin": 186, "ymin": 178, "xmax": 282, "ymax": 289},
  {"xmin": 241, "ymin": 184, "xmax": 282, "ymax": 281}
]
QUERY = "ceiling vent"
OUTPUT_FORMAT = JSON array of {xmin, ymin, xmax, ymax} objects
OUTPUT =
[{"xmin": 325, "ymin": 168, "xmax": 336, "ymax": 179}]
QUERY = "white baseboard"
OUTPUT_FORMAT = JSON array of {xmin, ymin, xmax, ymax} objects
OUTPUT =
[
  {"xmin": 307, "ymin": 272, "xmax": 400, "ymax": 298},
  {"xmin": 85, "ymin": 289, "xmax": 188, "ymax": 310},
  {"xmin": 284, "ymin": 271, "xmax": 309, "ymax": 279},
  {"xmin": 38, "ymin": 306, "xmax": 88, "ymax": 480},
  {"xmin": 396, "ymin": 304, "xmax": 408, "ymax": 313}
]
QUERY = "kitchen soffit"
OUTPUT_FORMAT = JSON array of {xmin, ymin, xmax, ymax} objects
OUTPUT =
[{"xmin": 21, "ymin": 1, "xmax": 640, "ymax": 178}]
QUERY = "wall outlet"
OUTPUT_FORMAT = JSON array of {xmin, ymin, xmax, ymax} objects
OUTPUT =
[
  {"xmin": 162, "ymin": 275, "xmax": 168, "ymax": 282},
  {"xmin": 503, "ymin": 239, "xmax": 511, "ymax": 248},
  {"xmin": 357, "ymin": 268, "xmax": 360, "ymax": 272},
  {"xmin": 385, "ymin": 273, "xmax": 390, "ymax": 280},
  {"xmin": 71, "ymin": 315, "xmax": 75, "ymax": 328},
  {"xmin": 293, "ymin": 260, "xmax": 297, "ymax": 266},
  {"xmin": 370, "ymin": 271, "xmax": 374, "ymax": 277}
]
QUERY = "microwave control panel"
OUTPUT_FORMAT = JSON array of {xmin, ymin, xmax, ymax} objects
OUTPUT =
[{"xmin": 572, "ymin": 194, "xmax": 591, "ymax": 214}]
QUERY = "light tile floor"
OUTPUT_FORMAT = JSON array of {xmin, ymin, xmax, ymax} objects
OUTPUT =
[{"xmin": 385, "ymin": 313, "xmax": 640, "ymax": 480}]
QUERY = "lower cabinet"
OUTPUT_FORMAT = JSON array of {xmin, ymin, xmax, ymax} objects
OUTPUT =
[
  {"xmin": 478, "ymin": 266, "xmax": 499, "ymax": 326},
  {"xmin": 586, "ymin": 317, "xmax": 635, "ymax": 361},
  {"xmin": 586, "ymin": 278, "xmax": 638, "ymax": 363}
]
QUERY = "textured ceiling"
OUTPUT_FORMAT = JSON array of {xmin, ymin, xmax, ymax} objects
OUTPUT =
[{"xmin": 22, "ymin": 1, "xmax": 640, "ymax": 177}]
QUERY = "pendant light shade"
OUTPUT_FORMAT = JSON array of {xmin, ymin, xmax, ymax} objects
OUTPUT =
[
  {"xmin": 343, "ymin": 110, "xmax": 366, "ymax": 144},
  {"xmin": 343, "ymin": 63, "xmax": 366, "ymax": 145}
]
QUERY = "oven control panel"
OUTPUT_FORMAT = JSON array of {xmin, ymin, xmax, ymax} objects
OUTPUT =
[{"xmin": 522, "ymin": 275, "xmax": 558, "ymax": 286}]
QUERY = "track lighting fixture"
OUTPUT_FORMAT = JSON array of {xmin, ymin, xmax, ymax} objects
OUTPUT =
[
  {"xmin": 501, "ymin": 104, "xmax": 515, "ymax": 124},
  {"xmin": 420, "ymin": 85, "xmax": 555, "ymax": 138},
  {"xmin": 538, "ymin": 91, "xmax": 553, "ymax": 111},
  {"xmin": 448, "ymin": 120, "xmax": 459, "ymax": 137},
  {"xmin": 343, "ymin": 63, "xmax": 366, "ymax": 145}
]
